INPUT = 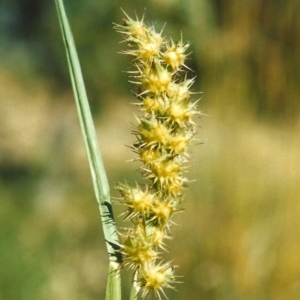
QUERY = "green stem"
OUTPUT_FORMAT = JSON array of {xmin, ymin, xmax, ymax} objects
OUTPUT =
[{"xmin": 130, "ymin": 270, "xmax": 139, "ymax": 300}]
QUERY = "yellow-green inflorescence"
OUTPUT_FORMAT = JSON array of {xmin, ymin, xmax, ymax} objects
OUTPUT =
[{"xmin": 114, "ymin": 11, "xmax": 200, "ymax": 299}]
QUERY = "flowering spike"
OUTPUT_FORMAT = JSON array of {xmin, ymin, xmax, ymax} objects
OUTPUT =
[{"xmin": 114, "ymin": 11, "xmax": 201, "ymax": 298}]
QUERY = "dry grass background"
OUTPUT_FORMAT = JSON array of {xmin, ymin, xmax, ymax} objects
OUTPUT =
[{"xmin": 1, "ymin": 1, "xmax": 300, "ymax": 299}]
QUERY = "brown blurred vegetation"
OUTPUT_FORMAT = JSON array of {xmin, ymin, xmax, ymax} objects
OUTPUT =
[{"xmin": 1, "ymin": 0, "xmax": 300, "ymax": 299}]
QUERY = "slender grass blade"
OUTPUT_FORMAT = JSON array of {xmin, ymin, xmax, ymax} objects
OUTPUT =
[{"xmin": 54, "ymin": 1, "xmax": 122, "ymax": 299}]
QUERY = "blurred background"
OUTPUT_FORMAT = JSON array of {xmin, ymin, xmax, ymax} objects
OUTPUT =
[{"xmin": 1, "ymin": 0, "xmax": 300, "ymax": 299}]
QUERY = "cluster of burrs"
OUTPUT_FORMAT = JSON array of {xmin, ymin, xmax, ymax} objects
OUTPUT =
[{"xmin": 114, "ymin": 11, "xmax": 200, "ymax": 299}]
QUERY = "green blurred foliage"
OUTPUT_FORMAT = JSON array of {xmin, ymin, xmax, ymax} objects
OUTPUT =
[
  {"xmin": 1, "ymin": 0, "xmax": 299, "ymax": 117},
  {"xmin": 1, "ymin": 0, "xmax": 300, "ymax": 299}
]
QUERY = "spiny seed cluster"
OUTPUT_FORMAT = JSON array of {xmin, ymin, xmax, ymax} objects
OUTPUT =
[{"xmin": 114, "ymin": 11, "xmax": 200, "ymax": 299}]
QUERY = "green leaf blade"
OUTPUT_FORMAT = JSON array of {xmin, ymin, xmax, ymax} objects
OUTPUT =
[{"xmin": 54, "ymin": 1, "xmax": 122, "ymax": 299}]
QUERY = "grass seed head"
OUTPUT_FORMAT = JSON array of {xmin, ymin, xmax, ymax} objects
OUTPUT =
[{"xmin": 115, "ymin": 10, "xmax": 200, "ymax": 297}]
